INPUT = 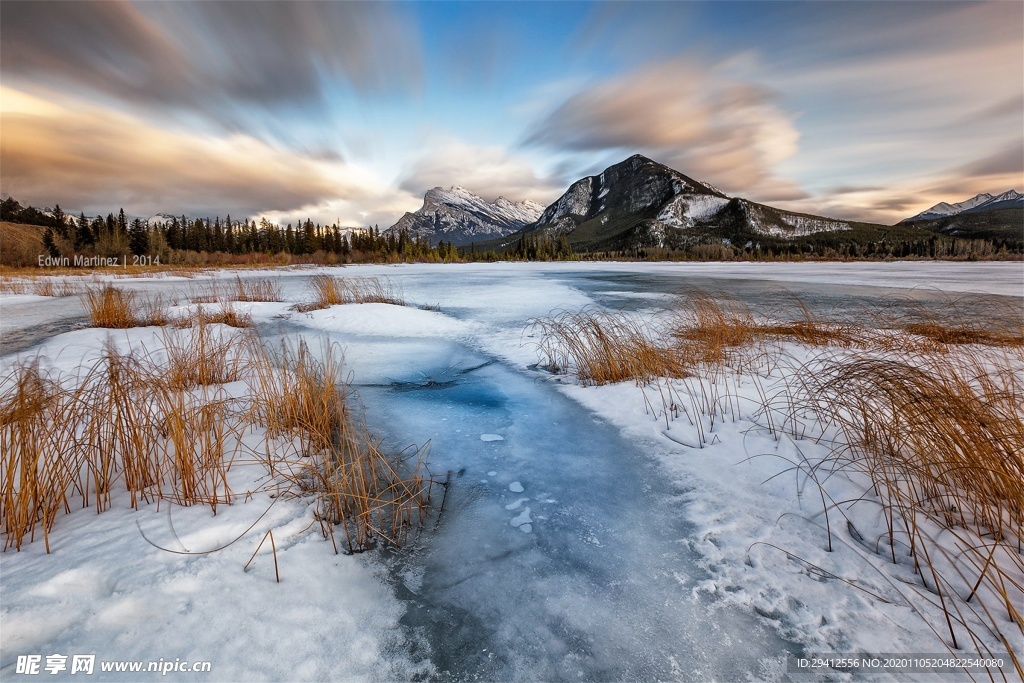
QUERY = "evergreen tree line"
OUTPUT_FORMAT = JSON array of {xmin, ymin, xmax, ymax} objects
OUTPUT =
[
  {"xmin": 3, "ymin": 194, "xmax": 1017, "ymax": 265},
  {"xmin": 0, "ymin": 195, "xmax": 572, "ymax": 265}
]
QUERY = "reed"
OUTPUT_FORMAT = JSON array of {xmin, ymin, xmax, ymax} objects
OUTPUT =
[
  {"xmin": 83, "ymin": 285, "xmax": 140, "ymax": 328},
  {"xmin": 535, "ymin": 290, "xmax": 1023, "ymax": 672},
  {"xmin": 83, "ymin": 285, "xmax": 171, "ymax": 328},
  {"xmin": 0, "ymin": 332, "xmax": 248, "ymax": 548},
  {"xmin": 161, "ymin": 318, "xmax": 247, "ymax": 390},
  {"xmin": 0, "ymin": 362, "xmax": 77, "ymax": 552},
  {"xmin": 230, "ymin": 276, "xmax": 282, "ymax": 302},
  {"xmin": 247, "ymin": 340, "xmax": 431, "ymax": 553},
  {"xmin": 531, "ymin": 310, "xmax": 693, "ymax": 385},
  {"xmin": 296, "ymin": 275, "xmax": 405, "ymax": 311}
]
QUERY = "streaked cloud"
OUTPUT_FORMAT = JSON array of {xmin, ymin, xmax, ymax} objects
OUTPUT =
[
  {"xmin": 524, "ymin": 57, "xmax": 807, "ymax": 202},
  {"xmin": 0, "ymin": 1, "xmax": 1020, "ymax": 227},
  {"xmin": 0, "ymin": 87, "xmax": 391, "ymax": 222},
  {"xmin": 399, "ymin": 140, "xmax": 565, "ymax": 205},
  {"xmin": 1, "ymin": 1, "xmax": 422, "ymax": 128}
]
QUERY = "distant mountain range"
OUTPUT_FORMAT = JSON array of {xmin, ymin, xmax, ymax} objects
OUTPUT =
[
  {"xmin": 901, "ymin": 190, "xmax": 1023, "ymax": 223},
  {"xmin": 386, "ymin": 186, "xmax": 543, "ymax": 245},
  {"xmin": 392, "ymin": 155, "xmax": 870, "ymax": 251}
]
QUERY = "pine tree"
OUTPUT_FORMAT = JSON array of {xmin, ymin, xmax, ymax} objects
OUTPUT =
[
  {"xmin": 128, "ymin": 218, "xmax": 149, "ymax": 255},
  {"xmin": 42, "ymin": 227, "xmax": 59, "ymax": 257},
  {"xmin": 51, "ymin": 204, "xmax": 68, "ymax": 239},
  {"xmin": 75, "ymin": 212, "xmax": 94, "ymax": 248}
]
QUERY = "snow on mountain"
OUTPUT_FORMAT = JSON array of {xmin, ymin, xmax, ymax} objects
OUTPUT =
[
  {"xmin": 388, "ymin": 186, "xmax": 542, "ymax": 246},
  {"xmin": 963, "ymin": 189, "xmax": 1023, "ymax": 214},
  {"xmin": 902, "ymin": 190, "xmax": 1021, "ymax": 222},
  {"xmin": 147, "ymin": 213, "xmax": 183, "ymax": 226},
  {"xmin": 527, "ymin": 154, "xmax": 849, "ymax": 250}
]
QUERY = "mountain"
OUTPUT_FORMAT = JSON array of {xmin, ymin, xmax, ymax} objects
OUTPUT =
[
  {"xmin": 519, "ymin": 154, "xmax": 855, "ymax": 251},
  {"xmin": 387, "ymin": 186, "xmax": 543, "ymax": 246},
  {"xmin": 961, "ymin": 189, "xmax": 1023, "ymax": 215},
  {"xmin": 901, "ymin": 190, "xmax": 1022, "ymax": 222}
]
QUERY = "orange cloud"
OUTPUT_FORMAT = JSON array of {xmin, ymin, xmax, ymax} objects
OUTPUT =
[{"xmin": 0, "ymin": 87, "xmax": 381, "ymax": 218}]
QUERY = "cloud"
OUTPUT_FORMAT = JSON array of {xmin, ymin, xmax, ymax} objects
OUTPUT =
[
  {"xmin": 0, "ymin": 1, "xmax": 422, "ymax": 125},
  {"xmin": 776, "ymin": 143, "xmax": 1024, "ymax": 225},
  {"xmin": 523, "ymin": 57, "xmax": 806, "ymax": 202},
  {"xmin": 398, "ymin": 141, "xmax": 565, "ymax": 205},
  {"xmin": 0, "ymin": 87, "xmax": 389, "ymax": 220},
  {"xmin": 956, "ymin": 144, "xmax": 1024, "ymax": 179}
]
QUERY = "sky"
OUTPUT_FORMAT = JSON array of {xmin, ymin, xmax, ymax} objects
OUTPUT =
[{"xmin": 1, "ymin": 0, "xmax": 1021, "ymax": 227}]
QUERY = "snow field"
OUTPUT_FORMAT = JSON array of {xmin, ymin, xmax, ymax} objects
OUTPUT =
[{"xmin": 2, "ymin": 261, "xmax": 1022, "ymax": 680}]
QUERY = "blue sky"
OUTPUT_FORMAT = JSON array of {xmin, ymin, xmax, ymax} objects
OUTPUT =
[{"xmin": 1, "ymin": 1, "xmax": 1021, "ymax": 226}]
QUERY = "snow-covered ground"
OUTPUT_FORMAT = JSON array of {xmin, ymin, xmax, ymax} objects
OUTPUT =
[{"xmin": 1, "ymin": 262, "xmax": 1021, "ymax": 681}]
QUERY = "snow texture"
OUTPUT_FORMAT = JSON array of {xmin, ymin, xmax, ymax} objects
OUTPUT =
[{"xmin": 1, "ymin": 262, "xmax": 1022, "ymax": 681}]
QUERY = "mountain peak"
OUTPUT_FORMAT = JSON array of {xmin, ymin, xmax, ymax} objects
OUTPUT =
[
  {"xmin": 390, "ymin": 185, "xmax": 542, "ymax": 246},
  {"xmin": 902, "ymin": 189, "xmax": 1023, "ymax": 222},
  {"xmin": 525, "ymin": 154, "xmax": 849, "ymax": 250}
]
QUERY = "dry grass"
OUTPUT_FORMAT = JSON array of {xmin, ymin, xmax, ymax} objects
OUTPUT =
[
  {"xmin": 904, "ymin": 323, "xmax": 1024, "ymax": 348},
  {"xmin": 791, "ymin": 347, "xmax": 1023, "ymax": 674},
  {"xmin": 295, "ymin": 274, "xmax": 404, "ymax": 311},
  {"xmin": 161, "ymin": 319, "xmax": 248, "ymax": 390},
  {"xmin": 1, "ymin": 328, "xmax": 431, "ymax": 555},
  {"xmin": 192, "ymin": 303, "xmax": 252, "ymax": 329},
  {"xmin": 247, "ymin": 340, "xmax": 432, "ymax": 553},
  {"xmin": 83, "ymin": 285, "xmax": 141, "ymax": 328},
  {"xmin": 535, "ymin": 290, "xmax": 1023, "ymax": 673},
  {"xmin": 531, "ymin": 310, "xmax": 692, "ymax": 385},
  {"xmin": 83, "ymin": 285, "xmax": 171, "ymax": 328},
  {"xmin": 230, "ymin": 276, "xmax": 282, "ymax": 302},
  {"xmin": 0, "ymin": 362, "xmax": 76, "ymax": 552},
  {"xmin": 532, "ymin": 293, "xmax": 858, "ymax": 386},
  {"xmin": 0, "ymin": 340, "xmax": 246, "ymax": 550}
]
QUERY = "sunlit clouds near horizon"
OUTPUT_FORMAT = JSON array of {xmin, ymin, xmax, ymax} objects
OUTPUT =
[{"xmin": 1, "ymin": 1, "xmax": 1021, "ymax": 226}]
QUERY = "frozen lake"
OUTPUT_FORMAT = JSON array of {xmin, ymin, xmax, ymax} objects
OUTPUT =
[{"xmin": 2, "ymin": 261, "xmax": 1021, "ymax": 681}]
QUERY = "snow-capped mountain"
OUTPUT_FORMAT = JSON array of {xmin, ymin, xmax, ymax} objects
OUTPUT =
[
  {"xmin": 962, "ymin": 189, "xmax": 1024, "ymax": 214},
  {"xmin": 387, "ymin": 186, "xmax": 543, "ymax": 246},
  {"xmin": 147, "ymin": 213, "xmax": 185, "ymax": 226},
  {"xmin": 901, "ymin": 190, "xmax": 1022, "ymax": 222},
  {"xmin": 522, "ymin": 154, "xmax": 850, "ymax": 251}
]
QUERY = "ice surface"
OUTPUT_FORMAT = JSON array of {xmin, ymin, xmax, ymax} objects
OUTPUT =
[{"xmin": 2, "ymin": 261, "xmax": 1021, "ymax": 681}]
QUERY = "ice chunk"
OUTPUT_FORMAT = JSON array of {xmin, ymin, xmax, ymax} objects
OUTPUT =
[
  {"xmin": 510, "ymin": 507, "xmax": 532, "ymax": 529},
  {"xmin": 480, "ymin": 434, "xmax": 504, "ymax": 442},
  {"xmin": 509, "ymin": 481, "xmax": 524, "ymax": 493}
]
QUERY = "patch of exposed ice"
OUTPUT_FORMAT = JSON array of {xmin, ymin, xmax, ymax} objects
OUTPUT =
[{"xmin": 509, "ymin": 507, "xmax": 532, "ymax": 530}]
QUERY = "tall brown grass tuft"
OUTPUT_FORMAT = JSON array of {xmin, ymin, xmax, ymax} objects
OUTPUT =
[
  {"xmin": 0, "ymin": 362, "xmax": 76, "ymax": 552},
  {"xmin": 231, "ymin": 276, "xmax": 282, "ymax": 302},
  {"xmin": 531, "ymin": 310, "xmax": 691, "ymax": 385},
  {"xmin": 161, "ymin": 319, "xmax": 248, "ymax": 390},
  {"xmin": 83, "ymin": 285, "xmax": 140, "ymax": 328},
  {"xmin": 194, "ymin": 303, "xmax": 252, "ymax": 329},
  {"xmin": 0, "ymin": 333, "xmax": 248, "ymax": 549},
  {"xmin": 796, "ymin": 348, "xmax": 1023, "ymax": 667},
  {"xmin": 296, "ymin": 274, "xmax": 405, "ymax": 311},
  {"xmin": 1, "ymin": 327, "xmax": 432, "ymax": 554},
  {"xmin": 83, "ymin": 285, "xmax": 170, "ymax": 328},
  {"xmin": 247, "ymin": 340, "xmax": 431, "ymax": 553}
]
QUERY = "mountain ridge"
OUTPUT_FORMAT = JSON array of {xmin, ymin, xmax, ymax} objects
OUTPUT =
[
  {"xmin": 516, "ymin": 154, "xmax": 856, "ymax": 252},
  {"xmin": 387, "ymin": 186, "xmax": 542, "ymax": 246},
  {"xmin": 902, "ymin": 190, "xmax": 1022, "ymax": 222}
]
